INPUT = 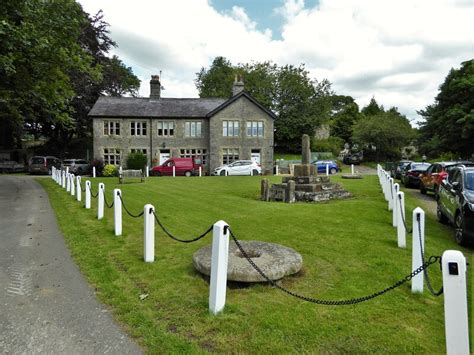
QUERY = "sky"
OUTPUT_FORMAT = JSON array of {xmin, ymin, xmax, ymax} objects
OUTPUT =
[{"xmin": 78, "ymin": 0, "xmax": 474, "ymax": 125}]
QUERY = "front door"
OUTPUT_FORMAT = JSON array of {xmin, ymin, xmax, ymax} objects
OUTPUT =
[
  {"xmin": 251, "ymin": 150, "xmax": 261, "ymax": 164},
  {"xmin": 159, "ymin": 150, "xmax": 170, "ymax": 165}
]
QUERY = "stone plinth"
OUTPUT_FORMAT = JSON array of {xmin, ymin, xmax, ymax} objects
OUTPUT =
[{"xmin": 193, "ymin": 241, "xmax": 303, "ymax": 282}]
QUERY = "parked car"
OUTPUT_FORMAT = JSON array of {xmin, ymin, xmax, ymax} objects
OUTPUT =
[
  {"xmin": 0, "ymin": 159, "xmax": 25, "ymax": 173},
  {"xmin": 400, "ymin": 162, "xmax": 431, "ymax": 188},
  {"xmin": 342, "ymin": 152, "xmax": 362, "ymax": 165},
  {"xmin": 312, "ymin": 160, "xmax": 339, "ymax": 174},
  {"xmin": 61, "ymin": 159, "xmax": 91, "ymax": 175},
  {"xmin": 150, "ymin": 157, "xmax": 201, "ymax": 177},
  {"xmin": 392, "ymin": 160, "xmax": 412, "ymax": 179},
  {"xmin": 418, "ymin": 161, "xmax": 474, "ymax": 198},
  {"xmin": 212, "ymin": 160, "xmax": 261, "ymax": 176},
  {"xmin": 28, "ymin": 156, "xmax": 61, "ymax": 175},
  {"xmin": 437, "ymin": 165, "xmax": 474, "ymax": 245}
]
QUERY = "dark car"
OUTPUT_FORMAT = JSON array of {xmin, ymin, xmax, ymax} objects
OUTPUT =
[
  {"xmin": 437, "ymin": 165, "xmax": 474, "ymax": 245},
  {"xmin": 400, "ymin": 162, "xmax": 430, "ymax": 188},
  {"xmin": 62, "ymin": 159, "xmax": 91, "ymax": 175},
  {"xmin": 393, "ymin": 160, "xmax": 412, "ymax": 179},
  {"xmin": 28, "ymin": 156, "xmax": 61, "ymax": 175},
  {"xmin": 342, "ymin": 152, "xmax": 362, "ymax": 165}
]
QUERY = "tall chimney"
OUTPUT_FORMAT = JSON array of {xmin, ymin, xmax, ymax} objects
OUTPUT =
[
  {"xmin": 150, "ymin": 75, "xmax": 161, "ymax": 99},
  {"xmin": 232, "ymin": 74, "xmax": 244, "ymax": 96}
]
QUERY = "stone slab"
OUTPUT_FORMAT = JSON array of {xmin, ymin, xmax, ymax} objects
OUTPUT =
[{"xmin": 193, "ymin": 241, "xmax": 303, "ymax": 282}]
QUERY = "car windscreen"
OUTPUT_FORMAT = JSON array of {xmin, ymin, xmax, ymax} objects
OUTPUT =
[
  {"xmin": 465, "ymin": 171, "xmax": 474, "ymax": 191},
  {"xmin": 31, "ymin": 157, "xmax": 44, "ymax": 164},
  {"xmin": 411, "ymin": 164, "xmax": 429, "ymax": 171},
  {"xmin": 63, "ymin": 160, "xmax": 74, "ymax": 165}
]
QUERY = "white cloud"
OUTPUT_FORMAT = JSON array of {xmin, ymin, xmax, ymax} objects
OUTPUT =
[{"xmin": 78, "ymin": 0, "xmax": 474, "ymax": 124}]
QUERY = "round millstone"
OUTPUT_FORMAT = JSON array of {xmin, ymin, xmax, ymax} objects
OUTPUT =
[{"xmin": 192, "ymin": 240, "xmax": 303, "ymax": 282}]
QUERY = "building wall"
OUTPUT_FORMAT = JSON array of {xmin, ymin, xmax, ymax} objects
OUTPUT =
[
  {"xmin": 92, "ymin": 97, "xmax": 274, "ymax": 174},
  {"xmin": 209, "ymin": 96, "xmax": 274, "ymax": 174}
]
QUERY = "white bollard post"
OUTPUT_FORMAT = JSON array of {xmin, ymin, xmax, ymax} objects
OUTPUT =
[
  {"xmin": 85, "ymin": 180, "xmax": 91, "ymax": 209},
  {"xmin": 66, "ymin": 166, "xmax": 69, "ymax": 175},
  {"xmin": 70, "ymin": 173, "xmax": 75, "ymax": 196},
  {"xmin": 225, "ymin": 169, "xmax": 228, "ymax": 176},
  {"xmin": 114, "ymin": 189, "xmax": 122, "ymax": 236},
  {"xmin": 351, "ymin": 164, "xmax": 354, "ymax": 175},
  {"xmin": 173, "ymin": 165, "xmax": 176, "ymax": 177},
  {"xmin": 275, "ymin": 165, "xmax": 279, "ymax": 176},
  {"xmin": 250, "ymin": 168, "xmax": 253, "ymax": 176},
  {"xmin": 326, "ymin": 164, "xmax": 329, "ymax": 176},
  {"xmin": 411, "ymin": 207, "xmax": 425, "ymax": 293},
  {"xmin": 119, "ymin": 165, "xmax": 123, "ymax": 176},
  {"xmin": 199, "ymin": 166, "xmax": 202, "ymax": 177},
  {"xmin": 441, "ymin": 250, "xmax": 469, "ymax": 354},
  {"xmin": 66, "ymin": 173, "xmax": 71, "ymax": 192},
  {"xmin": 392, "ymin": 183, "xmax": 399, "ymax": 227},
  {"xmin": 384, "ymin": 173, "xmax": 390, "ymax": 201},
  {"xmin": 51, "ymin": 167, "xmax": 55, "ymax": 180},
  {"xmin": 92, "ymin": 166, "xmax": 96, "ymax": 178},
  {"xmin": 209, "ymin": 220, "xmax": 230, "ymax": 315},
  {"xmin": 388, "ymin": 178, "xmax": 394, "ymax": 211},
  {"xmin": 62, "ymin": 171, "xmax": 66, "ymax": 188},
  {"xmin": 76, "ymin": 176, "xmax": 81, "ymax": 202},
  {"xmin": 98, "ymin": 183, "xmax": 104, "ymax": 220},
  {"xmin": 144, "ymin": 204, "xmax": 155, "ymax": 262},
  {"xmin": 396, "ymin": 191, "xmax": 406, "ymax": 248}
]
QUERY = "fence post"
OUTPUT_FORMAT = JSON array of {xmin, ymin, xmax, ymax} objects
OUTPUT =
[
  {"xmin": 411, "ymin": 207, "xmax": 424, "ymax": 293},
  {"xmin": 442, "ymin": 250, "xmax": 469, "ymax": 354},
  {"xmin": 209, "ymin": 220, "xmax": 229, "ymax": 315},
  {"xmin": 326, "ymin": 164, "xmax": 329, "ymax": 176},
  {"xmin": 275, "ymin": 165, "xmax": 279, "ymax": 176},
  {"xmin": 351, "ymin": 164, "xmax": 354, "ymax": 175},
  {"xmin": 144, "ymin": 204, "xmax": 155, "ymax": 262},
  {"xmin": 146, "ymin": 165, "xmax": 149, "ymax": 178},
  {"xmin": 98, "ymin": 183, "xmax": 104, "ymax": 220},
  {"xmin": 62, "ymin": 171, "xmax": 66, "ymax": 188},
  {"xmin": 85, "ymin": 180, "xmax": 91, "ymax": 209},
  {"xmin": 70, "ymin": 173, "xmax": 75, "ymax": 196},
  {"xmin": 114, "ymin": 189, "xmax": 122, "ymax": 236},
  {"xmin": 388, "ymin": 178, "xmax": 394, "ymax": 211},
  {"xmin": 199, "ymin": 166, "xmax": 202, "ymax": 177},
  {"xmin": 92, "ymin": 166, "xmax": 96, "ymax": 178},
  {"xmin": 66, "ymin": 173, "xmax": 71, "ymax": 192},
  {"xmin": 392, "ymin": 183, "xmax": 399, "ymax": 227},
  {"xmin": 173, "ymin": 165, "xmax": 176, "ymax": 177},
  {"xmin": 397, "ymin": 191, "xmax": 406, "ymax": 248},
  {"xmin": 76, "ymin": 176, "xmax": 81, "ymax": 202}
]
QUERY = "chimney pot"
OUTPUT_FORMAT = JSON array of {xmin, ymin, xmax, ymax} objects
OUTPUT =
[{"xmin": 150, "ymin": 75, "xmax": 161, "ymax": 99}]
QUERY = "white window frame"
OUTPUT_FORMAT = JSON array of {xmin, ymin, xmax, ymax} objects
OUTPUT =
[
  {"xmin": 103, "ymin": 148, "xmax": 121, "ymax": 165},
  {"xmin": 223, "ymin": 121, "xmax": 239, "ymax": 137},
  {"xmin": 179, "ymin": 148, "xmax": 207, "ymax": 165},
  {"xmin": 185, "ymin": 121, "xmax": 202, "ymax": 137},
  {"xmin": 222, "ymin": 148, "xmax": 239, "ymax": 164},
  {"xmin": 157, "ymin": 121, "xmax": 174, "ymax": 137},
  {"xmin": 131, "ymin": 121, "xmax": 147, "ymax": 136},
  {"xmin": 103, "ymin": 121, "xmax": 120, "ymax": 136},
  {"xmin": 246, "ymin": 121, "xmax": 264, "ymax": 137}
]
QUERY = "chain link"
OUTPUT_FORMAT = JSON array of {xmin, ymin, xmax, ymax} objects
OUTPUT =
[
  {"xmin": 89, "ymin": 184, "xmax": 98, "ymax": 198},
  {"xmin": 229, "ymin": 228, "xmax": 440, "ymax": 305},
  {"xmin": 416, "ymin": 215, "xmax": 443, "ymax": 296},
  {"xmin": 398, "ymin": 194, "xmax": 412, "ymax": 234},
  {"xmin": 152, "ymin": 211, "xmax": 213, "ymax": 243},
  {"xmin": 103, "ymin": 191, "xmax": 114, "ymax": 208},
  {"xmin": 118, "ymin": 194, "xmax": 144, "ymax": 218}
]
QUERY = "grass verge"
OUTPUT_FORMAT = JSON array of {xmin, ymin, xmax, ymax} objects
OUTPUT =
[{"xmin": 38, "ymin": 175, "xmax": 472, "ymax": 353}]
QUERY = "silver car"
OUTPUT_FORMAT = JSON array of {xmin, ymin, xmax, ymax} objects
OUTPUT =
[
  {"xmin": 212, "ymin": 160, "xmax": 261, "ymax": 176},
  {"xmin": 62, "ymin": 159, "xmax": 91, "ymax": 175}
]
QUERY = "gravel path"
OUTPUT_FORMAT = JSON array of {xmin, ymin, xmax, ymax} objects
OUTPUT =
[{"xmin": 0, "ymin": 175, "xmax": 142, "ymax": 354}]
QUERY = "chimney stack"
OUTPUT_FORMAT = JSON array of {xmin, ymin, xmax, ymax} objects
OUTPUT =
[
  {"xmin": 232, "ymin": 74, "xmax": 244, "ymax": 96},
  {"xmin": 150, "ymin": 75, "xmax": 161, "ymax": 99}
]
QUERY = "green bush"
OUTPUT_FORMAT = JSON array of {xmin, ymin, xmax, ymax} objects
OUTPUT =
[
  {"xmin": 311, "ymin": 137, "xmax": 344, "ymax": 157},
  {"xmin": 102, "ymin": 164, "xmax": 118, "ymax": 177},
  {"xmin": 126, "ymin": 152, "xmax": 148, "ymax": 170}
]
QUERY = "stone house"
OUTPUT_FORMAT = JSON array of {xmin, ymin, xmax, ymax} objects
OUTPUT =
[{"xmin": 89, "ymin": 76, "xmax": 275, "ymax": 174}]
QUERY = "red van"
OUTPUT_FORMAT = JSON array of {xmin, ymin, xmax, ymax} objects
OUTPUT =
[{"xmin": 150, "ymin": 157, "xmax": 202, "ymax": 177}]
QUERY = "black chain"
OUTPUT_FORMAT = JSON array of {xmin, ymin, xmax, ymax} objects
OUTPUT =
[
  {"xmin": 89, "ymin": 184, "xmax": 98, "ymax": 198},
  {"xmin": 118, "ymin": 194, "xmax": 144, "ymax": 218},
  {"xmin": 398, "ymin": 194, "xmax": 412, "ymax": 234},
  {"xmin": 416, "ymin": 215, "xmax": 443, "ymax": 296},
  {"xmin": 103, "ymin": 189, "xmax": 114, "ymax": 208},
  {"xmin": 229, "ymin": 228, "xmax": 440, "ymax": 305},
  {"xmin": 152, "ymin": 211, "xmax": 213, "ymax": 243}
]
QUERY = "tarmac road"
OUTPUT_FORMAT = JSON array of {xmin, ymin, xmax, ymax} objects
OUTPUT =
[{"xmin": 0, "ymin": 175, "xmax": 141, "ymax": 354}]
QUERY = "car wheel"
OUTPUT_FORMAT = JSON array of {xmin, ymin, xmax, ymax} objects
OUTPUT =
[
  {"xmin": 454, "ymin": 212, "xmax": 468, "ymax": 246},
  {"xmin": 436, "ymin": 204, "xmax": 449, "ymax": 224},
  {"xmin": 152, "ymin": 171, "xmax": 161, "ymax": 177},
  {"xmin": 252, "ymin": 169, "xmax": 259, "ymax": 176},
  {"xmin": 330, "ymin": 167, "xmax": 337, "ymax": 175},
  {"xmin": 220, "ymin": 170, "xmax": 226, "ymax": 176},
  {"xmin": 420, "ymin": 182, "xmax": 427, "ymax": 194},
  {"xmin": 433, "ymin": 185, "xmax": 439, "ymax": 201},
  {"xmin": 185, "ymin": 171, "xmax": 192, "ymax": 177}
]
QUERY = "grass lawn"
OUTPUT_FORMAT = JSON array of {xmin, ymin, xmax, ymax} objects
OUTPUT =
[{"xmin": 38, "ymin": 175, "xmax": 472, "ymax": 353}]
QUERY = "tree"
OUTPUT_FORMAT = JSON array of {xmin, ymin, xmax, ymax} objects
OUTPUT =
[
  {"xmin": 195, "ymin": 57, "xmax": 235, "ymax": 98},
  {"xmin": 329, "ymin": 96, "xmax": 361, "ymax": 143},
  {"xmin": 418, "ymin": 59, "xmax": 474, "ymax": 158},
  {"xmin": 352, "ymin": 111, "xmax": 414, "ymax": 161},
  {"xmin": 361, "ymin": 97, "xmax": 384, "ymax": 116}
]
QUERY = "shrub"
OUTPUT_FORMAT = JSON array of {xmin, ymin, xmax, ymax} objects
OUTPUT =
[
  {"xmin": 311, "ymin": 137, "xmax": 344, "ymax": 157},
  {"xmin": 90, "ymin": 159, "xmax": 104, "ymax": 176},
  {"xmin": 102, "ymin": 164, "xmax": 118, "ymax": 177},
  {"xmin": 126, "ymin": 152, "xmax": 148, "ymax": 170}
]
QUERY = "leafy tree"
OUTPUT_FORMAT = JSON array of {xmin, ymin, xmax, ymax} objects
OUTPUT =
[
  {"xmin": 195, "ymin": 57, "xmax": 235, "ymax": 98},
  {"xmin": 418, "ymin": 59, "xmax": 474, "ymax": 158},
  {"xmin": 361, "ymin": 97, "xmax": 384, "ymax": 116},
  {"xmin": 329, "ymin": 96, "xmax": 361, "ymax": 143},
  {"xmin": 352, "ymin": 110, "xmax": 414, "ymax": 161}
]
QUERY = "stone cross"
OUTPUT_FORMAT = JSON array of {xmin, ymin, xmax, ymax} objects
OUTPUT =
[{"xmin": 302, "ymin": 134, "xmax": 311, "ymax": 165}]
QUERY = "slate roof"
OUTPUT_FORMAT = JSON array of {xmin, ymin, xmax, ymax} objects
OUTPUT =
[{"xmin": 88, "ymin": 96, "xmax": 227, "ymax": 118}]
